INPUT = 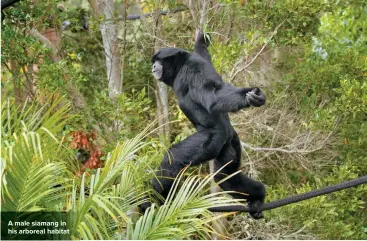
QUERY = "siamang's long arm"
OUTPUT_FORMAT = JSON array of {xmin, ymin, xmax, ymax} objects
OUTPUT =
[
  {"xmin": 1, "ymin": 0, "xmax": 22, "ymax": 10},
  {"xmin": 190, "ymin": 81, "xmax": 255, "ymax": 113},
  {"xmin": 192, "ymin": 31, "xmax": 264, "ymax": 112}
]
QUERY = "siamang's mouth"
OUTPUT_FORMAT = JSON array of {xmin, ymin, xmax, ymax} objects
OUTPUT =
[
  {"xmin": 152, "ymin": 61, "xmax": 163, "ymax": 80},
  {"xmin": 152, "ymin": 70, "xmax": 162, "ymax": 80}
]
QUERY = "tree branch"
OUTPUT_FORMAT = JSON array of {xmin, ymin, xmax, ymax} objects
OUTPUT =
[
  {"xmin": 126, "ymin": 6, "xmax": 187, "ymax": 20},
  {"xmin": 229, "ymin": 20, "xmax": 286, "ymax": 82},
  {"xmin": 199, "ymin": 0, "xmax": 207, "ymax": 27},
  {"xmin": 28, "ymin": 28, "xmax": 60, "ymax": 62},
  {"xmin": 240, "ymin": 131, "xmax": 333, "ymax": 154}
]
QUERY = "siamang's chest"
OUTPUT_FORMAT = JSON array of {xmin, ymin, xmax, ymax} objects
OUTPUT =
[
  {"xmin": 177, "ymin": 94, "xmax": 197, "ymax": 119},
  {"xmin": 176, "ymin": 89, "xmax": 208, "ymax": 128}
]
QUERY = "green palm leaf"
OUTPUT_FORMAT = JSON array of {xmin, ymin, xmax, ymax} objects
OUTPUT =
[
  {"xmin": 127, "ymin": 166, "xmax": 243, "ymax": 240},
  {"xmin": 68, "ymin": 120, "xmax": 161, "ymax": 239},
  {"xmin": 1, "ymin": 95, "xmax": 73, "ymax": 211},
  {"xmin": 1, "ymin": 96, "xmax": 72, "ymax": 141},
  {"xmin": 2, "ymin": 131, "xmax": 68, "ymax": 212}
]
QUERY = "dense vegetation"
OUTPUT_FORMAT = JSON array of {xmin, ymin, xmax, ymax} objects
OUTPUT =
[{"xmin": 1, "ymin": 0, "xmax": 366, "ymax": 239}]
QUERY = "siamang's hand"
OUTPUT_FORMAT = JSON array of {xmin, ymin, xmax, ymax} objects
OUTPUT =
[
  {"xmin": 246, "ymin": 87, "xmax": 266, "ymax": 107},
  {"xmin": 248, "ymin": 200, "xmax": 264, "ymax": 219},
  {"xmin": 196, "ymin": 30, "xmax": 211, "ymax": 47}
]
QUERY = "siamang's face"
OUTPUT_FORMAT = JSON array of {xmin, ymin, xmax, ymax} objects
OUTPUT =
[
  {"xmin": 151, "ymin": 48, "xmax": 189, "ymax": 86},
  {"xmin": 152, "ymin": 61, "xmax": 163, "ymax": 80}
]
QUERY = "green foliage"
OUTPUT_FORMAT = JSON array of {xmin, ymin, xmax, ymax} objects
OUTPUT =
[
  {"xmin": 1, "ymin": 99, "xmax": 241, "ymax": 240},
  {"xmin": 319, "ymin": 3, "xmax": 367, "ymax": 52},
  {"xmin": 2, "ymin": 131, "xmax": 69, "ymax": 212},
  {"xmin": 280, "ymin": 4, "xmax": 367, "ymax": 174},
  {"xmin": 2, "ymin": 0, "xmax": 60, "ymax": 28},
  {"xmin": 127, "ymin": 168, "xmax": 240, "ymax": 240},
  {"xmin": 1, "ymin": 25, "xmax": 51, "ymax": 67},
  {"xmin": 90, "ymin": 88, "xmax": 153, "ymax": 141},
  {"xmin": 237, "ymin": 0, "xmax": 331, "ymax": 45},
  {"xmin": 264, "ymin": 2, "xmax": 367, "ymax": 239},
  {"xmin": 1, "ymin": 96, "xmax": 73, "ymax": 211},
  {"xmin": 211, "ymin": 39, "xmax": 244, "ymax": 75},
  {"xmin": 36, "ymin": 60, "xmax": 87, "ymax": 93},
  {"xmin": 1, "ymin": 96, "xmax": 72, "ymax": 142},
  {"xmin": 267, "ymin": 162, "xmax": 367, "ymax": 239}
]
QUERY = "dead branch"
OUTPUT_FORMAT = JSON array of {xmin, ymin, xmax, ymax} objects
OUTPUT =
[{"xmin": 229, "ymin": 20, "xmax": 285, "ymax": 82}]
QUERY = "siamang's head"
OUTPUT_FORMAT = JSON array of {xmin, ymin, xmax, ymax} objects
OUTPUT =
[{"xmin": 151, "ymin": 48, "xmax": 190, "ymax": 86}]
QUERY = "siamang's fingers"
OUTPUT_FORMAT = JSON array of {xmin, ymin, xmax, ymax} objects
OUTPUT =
[
  {"xmin": 254, "ymin": 90, "xmax": 266, "ymax": 103},
  {"xmin": 246, "ymin": 94, "xmax": 260, "ymax": 106},
  {"xmin": 246, "ymin": 91, "xmax": 266, "ymax": 107},
  {"xmin": 196, "ymin": 30, "xmax": 211, "ymax": 47},
  {"xmin": 240, "ymin": 87, "xmax": 256, "ymax": 95}
]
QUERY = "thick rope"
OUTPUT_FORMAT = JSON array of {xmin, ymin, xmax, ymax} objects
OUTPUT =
[{"xmin": 209, "ymin": 175, "xmax": 367, "ymax": 213}]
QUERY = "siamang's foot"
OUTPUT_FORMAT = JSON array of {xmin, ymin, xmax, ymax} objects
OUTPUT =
[
  {"xmin": 139, "ymin": 201, "xmax": 153, "ymax": 214},
  {"xmin": 248, "ymin": 200, "xmax": 264, "ymax": 219}
]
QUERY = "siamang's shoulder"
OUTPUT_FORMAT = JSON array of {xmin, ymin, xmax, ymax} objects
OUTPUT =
[
  {"xmin": 185, "ymin": 53, "xmax": 212, "ymax": 70},
  {"xmin": 179, "ymin": 53, "xmax": 222, "ymax": 86}
]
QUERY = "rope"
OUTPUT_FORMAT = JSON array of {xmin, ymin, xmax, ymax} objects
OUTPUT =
[{"xmin": 209, "ymin": 175, "xmax": 367, "ymax": 213}]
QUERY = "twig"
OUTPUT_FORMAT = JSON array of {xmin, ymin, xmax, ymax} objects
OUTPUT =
[
  {"xmin": 240, "ymin": 131, "xmax": 333, "ymax": 154},
  {"xmin": 229, "ymin": 20, "xmax": 286, "ymax": 82},
  {"xmin": 125, "ymin": 6, "xmax": 188, "ymax": 20},
  {"xmin": 188, "ymin": 0, "xmax": 198, "ymax": 28},
  {"xmin": 199, "ymin": 0, "xmax": 207, "ymax": 27}
]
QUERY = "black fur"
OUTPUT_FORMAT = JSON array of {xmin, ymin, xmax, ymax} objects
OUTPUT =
[{"xmin": 147, "ymin": 31, "xmax": 266, "ymax": 219}]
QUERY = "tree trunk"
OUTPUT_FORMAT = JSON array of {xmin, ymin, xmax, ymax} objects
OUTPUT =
[
  {"xmin": 120, "ymin": 1, "xmax": 127, "ymax": 99},
  {"xmin": 209, "ymin": 160, "xmax": 226, "ymax": 239},
  {"xmin": 153, "ymin": 9, "xmax": 170, "ymax": 143},
  {"xmin": 97, "ymin": 0, "xmax": 122, "ymax": 98}
]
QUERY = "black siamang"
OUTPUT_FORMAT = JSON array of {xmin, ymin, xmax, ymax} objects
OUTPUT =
[{"xmin": 149, "ymin": 31, "xmax": 266, "ymax": 219}]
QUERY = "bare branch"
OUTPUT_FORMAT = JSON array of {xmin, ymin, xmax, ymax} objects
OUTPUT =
[
  {"xmin": 87, "ymin": 0, "xmax": 98, "ymax": 15},
  {"xmin": 188, "ymin": 0, "xmax": 198, "ymax": 28},
  {"xmin": 199, "ymin": 0, "xmax": 208, "ymax": 27},
  {"xmin": 229, "ymin": 20, "xmax": 286, "ymax": 82},
  {"xmin": 240, "ymin": 131, "xmax": 333, "ymax": 154}
]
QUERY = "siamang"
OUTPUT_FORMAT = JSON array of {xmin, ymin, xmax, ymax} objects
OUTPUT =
[{"xmin": 148, "ymin": 31, "xmax": 266, "ymax": 219}]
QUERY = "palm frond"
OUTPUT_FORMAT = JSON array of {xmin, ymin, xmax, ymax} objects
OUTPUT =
[
  {"xmin": 1, "ymin": 95, "xmax": 72, "ymax": 141},
  {"xmin": 127, "ymin": 166, "xmax": 243, "ymax": 240},
  {"xmin": 68, "ymin": 120, "xmax": 162, "ymax": 239},
  {"xmin": 2, "ymin": 131, "xmax": 69, "ymax": 212}
]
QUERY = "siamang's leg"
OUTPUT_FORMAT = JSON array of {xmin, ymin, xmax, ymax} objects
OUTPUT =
[
  {"xmin": 213, "ymin": 131, "xmax": 265, "ymax": 219},
  {"xmin": 153, "ymin": 129, "xmax": 227, "ymax": 199}
]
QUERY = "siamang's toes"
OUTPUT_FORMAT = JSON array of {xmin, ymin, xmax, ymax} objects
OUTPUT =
[
  {"xmin": 248, "ymin": 200, "xmax": 264, "ymax": 220},
  {"xmin": 249, "ymin": 211, "xmax": 264, "ymax": 219}
]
